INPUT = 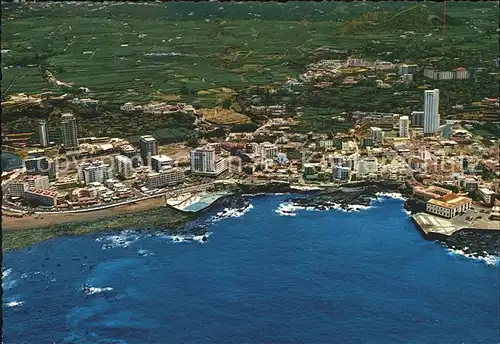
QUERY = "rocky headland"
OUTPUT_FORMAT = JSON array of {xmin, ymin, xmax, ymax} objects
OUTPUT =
[
  {"xmin": 441, "ymin": 230, "xmax": 500, "ymax": 257},
  {"xmin": 283, "ymin": 182, "xmax": 410, "ymax": 211}
]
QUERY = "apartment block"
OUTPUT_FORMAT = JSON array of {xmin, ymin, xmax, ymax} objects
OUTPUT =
[
  {"xmin": 190, "ymin": 146, "xmax": 229, "ymax": 176},
  {"xmin": 139, "ymin": 135, "xmax": 158, "ymax": 166},
  {"xmin": 24, "ymin": 187, "xmax": 59, "ymax": 206},
  {"xmin": 115, "ymin": 155, "xmax": 134, "ymax": 179},
  {"xmin": 60, "ymin": 113, "xmax": 78, "ymax": 149},
  {"xmin": 145, "ymin": 168, "xmax": 185, "ymax": 189},
  {"xmin": 77, "ymin": 160, "xmax": 113, "ymax": 185},
  {"xmin": 150, "ymin": 155, "xmax": 173, "ymax": 172},
  {"xmin": 24, "ymin": 156, "xmax": 56, "ymax": 181}
]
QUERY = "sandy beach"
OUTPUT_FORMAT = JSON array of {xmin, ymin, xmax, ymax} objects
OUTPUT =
[{"xmin": 2, "ymin": 196, "xmax": 166, "ymax": 231}]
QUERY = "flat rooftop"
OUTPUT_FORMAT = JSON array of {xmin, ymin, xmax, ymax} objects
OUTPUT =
[
  {"xmin": 413, "ymin": 208, "xmax": 500, "ymax": 236},
  {"xmin": 151, "ymin": 155, "xmax": 173, "ymax": 162},
  {"xmin": 26, "ymin": 187, "xmax": 58, "ymax": 198}
]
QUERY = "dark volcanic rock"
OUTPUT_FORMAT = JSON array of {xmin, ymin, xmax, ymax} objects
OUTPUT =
[
  {"xmin": 286, "ymin": 189, "xmax": 374, "ymax": 210},
  {"xmin": 213, "ymin": 194, "xmax": 250, "ymax": 210},
  {"xmin": 442, "ymin": 230, "xmax": 500, "ymax": 257},
  {"xmin": 283, "ymin": 182, "xmax": 410, "ymax": 211},
  {"xmin": 404, "ymin": 197, "xmax": 427, "ymax": 214},
  {"xmin": 237, "ymin": 182, "xmax": 292, "ymax": 194}
]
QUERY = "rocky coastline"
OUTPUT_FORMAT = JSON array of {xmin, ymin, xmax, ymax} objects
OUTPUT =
[
  {"xmin": 282, "ymin": 182, "xmax": 411, "ymax": 212},
  {"xmin": 441, "ymin": 230, "xmax": 500, "ymax": 257},
  {"xmin": 235, "ymin": 181, "xmax": 293, "ymax": 195}
]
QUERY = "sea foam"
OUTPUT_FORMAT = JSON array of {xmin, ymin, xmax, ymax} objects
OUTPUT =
[
  {"xmin": 96, "ymin": 230, "xmax": 141, "ymax": 250},
  {"xmin": 212, "ymin": 204, "xmax": 254, "ymax": 221},
  {"xmin": 375, "ymin": 192, "xmax": 407, "ymax": 201},
  {"xmin": 2, "ymin": 268, "xmax": 18, "ymax": 290},
  {"xmin": 446, "ymin": 248, "xmax": 499, "ymax": 267},
  {"xmin": 275, "ymin": 201, "xmax": 373, "ymax": 215},
  {"xmin": 83, "ymin": 286, "xmax": 114, "ymax": 295},
  {"xmin": 160, "ymin": 231, "xmax": 213, "ymax": 244},
  {"xmin": 6, "ymin": 301, "xmax": 25, "ymax": 308}
]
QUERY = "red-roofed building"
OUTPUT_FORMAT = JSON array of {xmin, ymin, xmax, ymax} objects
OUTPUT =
[
  {"xmin": 24, "ymin": 187, "xmax": 59, "ymax": 206},
  {"xmin": 454, "ymin": 67, "xmax": 468, "ymax": 79}
]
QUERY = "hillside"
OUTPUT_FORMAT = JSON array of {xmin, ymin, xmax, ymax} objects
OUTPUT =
[{"xmin": 339, "ymin": 4, "xmax": 460, "ymax": 35}]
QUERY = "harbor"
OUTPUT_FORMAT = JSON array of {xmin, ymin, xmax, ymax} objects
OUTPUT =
[{"xmin": 412, "ymin": 209, "xmax": 500, "ymax": 239}]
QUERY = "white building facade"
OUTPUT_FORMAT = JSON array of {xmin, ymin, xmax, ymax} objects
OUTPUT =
[
  {"xmin": 145, "ymin": 168, "xmax": 185, "ymax": 189},
  {"xmin": 370, "ymin": 127, "xmax": 384, "ymax": 144},
  {"xmin": 358, "ymin": 157, "xmax": 378, "ymax": 175},
  {"xmin": 423, "ymin": 89, "xmax": 440, "ymax": 135},
  {"xmin": 78, "ymin": 161, "xmax": 113, "ymax": 185},
  {"xmin": 115, "ymin": 155, "xmax": 134, "ymax": 179},
  {"xmin": 190, "ymin": 147, "xmax": 229, "ymax": 176},
  {"xmin": 333, "ymin": 165, "xmax": 350, "ymax": 181},
  {"xmin": 399, "ymin": 116, "xmax": 410, "ymax": 138}
]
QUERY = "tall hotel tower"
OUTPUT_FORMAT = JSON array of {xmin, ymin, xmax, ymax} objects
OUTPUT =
[
  {"xmin": 38, "ymin": 120, "xmax": 49, "ymax": 147},
  {"xmin": 399, "ymin": 116, "xmax": 410, "ymax": 138},
  {"xmin": 423, "ymin": 89, "xmax": 440, "ymax": 135},
  {"xmin": 60, "ymin": 113, "xmax": 79, "ymax": 149}
]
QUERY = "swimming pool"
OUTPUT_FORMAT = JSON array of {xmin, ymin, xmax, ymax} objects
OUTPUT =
[{"xmin": 179, "ymin": 193, "xmax": 228, "ymax": 212}]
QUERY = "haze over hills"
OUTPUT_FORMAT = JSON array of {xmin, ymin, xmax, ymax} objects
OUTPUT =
[{"xmin": 339, "ymin": 4, "xmax": 461, "ymax": 34}]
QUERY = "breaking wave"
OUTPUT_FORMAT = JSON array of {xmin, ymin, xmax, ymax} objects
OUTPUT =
[
  {"xmin": 159, "ymin": 232, "xmax": 213, "ymax": 244},
  {"xmin": 274, "ymin": 203, "xmax": 297, "ymax": 216},
  {"xmin": 6, "ymin": 301, "xmax": 25, "ymax": 308},
  {"xmin": 137, "ymin": 249, "xmax": 154, "ymax": 257},
  {"xmin": 3, "ymin": 268, "xmax": 12, "ymax": 279},
  {"xmin": 274, "ymin": 201, "xmax": 372, "ymax": 215},
  {"xmin": 375, "ymin": 192, "xmax": 407, "ymax": 201},
  {"xmin": 82, "ymin": 285, "xmax": 114, "ymax": 295},
  {"xmin": 212, "ymin": 204, "xmax": 254, "ymax": 221},
  {"xmin": 2, "ymin": 268, "xmax": 18, "ymax": 290},
  {"xmin": 446, "ymin": 248, "xmax": 499, "ymax": 267},
  {"xmin": 96, "ymin": 230, "xmax": 141, "ymax": 250}
]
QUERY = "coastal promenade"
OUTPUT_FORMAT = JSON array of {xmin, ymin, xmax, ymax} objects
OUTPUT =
[{"xmin": 2, "ymin": 183, "xmax": 214, "ymax": 215}]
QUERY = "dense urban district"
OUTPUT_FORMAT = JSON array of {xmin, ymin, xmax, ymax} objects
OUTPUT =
[{"xmin": 1, "ymin": 1, "xmax": 499, "ymax": 249}]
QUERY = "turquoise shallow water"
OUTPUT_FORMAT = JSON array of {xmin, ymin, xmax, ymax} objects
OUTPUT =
[
  {"xmin": 2, "ymin": 195, "xmax": 499, "ymax": 343},
  {"xmin": 181, "ymin": 193, "xmax": 228, "ymax": 212}
]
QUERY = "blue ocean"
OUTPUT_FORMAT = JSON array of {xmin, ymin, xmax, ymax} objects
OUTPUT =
[{"xmin": 3, "ymin": 195, "xmax": 499, "ymax": 344}]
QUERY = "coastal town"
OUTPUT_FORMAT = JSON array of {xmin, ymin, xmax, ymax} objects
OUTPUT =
[
  {"xmin": 2, "ymin": 2, "xmax": 500, "ymax": 343},
  {"xmin": 2, "ymin": 84, "xmax": 499, "ymax": 239}
]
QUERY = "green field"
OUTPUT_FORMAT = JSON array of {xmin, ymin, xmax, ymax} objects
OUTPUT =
[{"xmin": 1, "ymin": 1, "xmax": 498, "ymax": 137}]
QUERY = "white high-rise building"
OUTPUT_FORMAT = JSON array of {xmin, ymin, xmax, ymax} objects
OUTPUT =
[
  {"xmin": 77, "ymin": 161, "xmax": 113, "ymax": 185},
  {"xmin": 260, "ymin": 142, "xmax": 278, "ymax": 160},
  {"xmin": 190, "ymin": 146, "xmax": 228, "ymax": 176},
  {"xmin": 333, "ymin": 165, "xmax": 350, "ymax": 181},
  {"xmin": 38, "ymin": 120, "xmax": 49, "ymax": 147},
  {"xmin": 399, "ymin": 116, "xmax": 410, "ymax": 138},
  {"xmin": 139, "ymin": 135, "xmax": 158, "ymax": 166},
  {"xmin": 358, "ymin": 157, "xmax": 378, "ymax": 175},
  {"xmin": 145, "ymin": 168, "xmax": 185, "ymax": 189},
  {"xmin": 115, "ymin": 155, "xmax": 134, "ymax": 179},
  {"xmin": 60, "ymin": 113, "xmax": 78, "ymax": 149},
  {"xmin": 150, "ymin": 155, "xmax": 173, "ymax": 172},
  {"xmin": 423, "ymin": 89, "xmax": 440, "ymax": 135},
  {"xmin": 370, "ymin": 127, "xmax": 384, "ymax": 144}
]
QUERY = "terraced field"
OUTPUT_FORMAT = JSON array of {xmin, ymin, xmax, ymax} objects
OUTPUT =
[
  {"xmin": 1, "ymin": 1, "xmax": 498, "ymax": 138},
  {"xmin": 3, "ymin": 2, "xmax": 496, "ymax": 102}
]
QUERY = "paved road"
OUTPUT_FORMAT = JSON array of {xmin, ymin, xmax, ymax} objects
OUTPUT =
[{"xmin": 2, "ymin": 183, "xmax": 214, "ymax": 215}]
